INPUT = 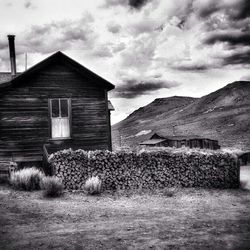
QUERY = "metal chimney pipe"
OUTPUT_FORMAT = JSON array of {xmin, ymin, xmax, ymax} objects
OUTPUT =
[{"xmin": 7, "ymin": 35, "xmax": 16, "ymax": 77}]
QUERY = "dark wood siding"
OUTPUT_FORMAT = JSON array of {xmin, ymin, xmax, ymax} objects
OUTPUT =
[{"xmin": 0, "ymin": 61, "xmax": 110, "ymax": 162}]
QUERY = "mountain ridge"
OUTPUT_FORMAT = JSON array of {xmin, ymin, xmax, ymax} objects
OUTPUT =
[{"xmin": 112, "ymin": 81, "xmax": 250, "ymax": 150}]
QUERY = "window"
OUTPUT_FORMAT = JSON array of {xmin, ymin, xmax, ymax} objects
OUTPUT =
[{"xmin": 49, "ymin": 98, "xmax": 71, "ymax": 139}]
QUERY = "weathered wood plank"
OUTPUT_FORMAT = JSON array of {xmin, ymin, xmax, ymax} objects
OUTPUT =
[{"xmin": 0, "ymin": 61, "xmax": 111, "ymax": 161}]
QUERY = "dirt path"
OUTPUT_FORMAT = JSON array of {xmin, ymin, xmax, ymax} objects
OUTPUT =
[{"xmin": 0, "ymin": 183, "xmax": 250, "ymax": 250}]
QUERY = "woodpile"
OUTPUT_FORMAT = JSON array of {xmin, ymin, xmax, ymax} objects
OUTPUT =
[{"xmin": 49, "ymin": 149, "xmax": 240, "ymax": 190}]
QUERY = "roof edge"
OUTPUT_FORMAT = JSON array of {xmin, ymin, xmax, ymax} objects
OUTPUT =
[{"xmin": 2, "ymin": 51, "xmax": 115, "ymax": 90}]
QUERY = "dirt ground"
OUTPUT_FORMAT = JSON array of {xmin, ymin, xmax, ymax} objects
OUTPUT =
[{"xmin": 0, "ymin": 167, "xmax": 250, "ymax": 250}]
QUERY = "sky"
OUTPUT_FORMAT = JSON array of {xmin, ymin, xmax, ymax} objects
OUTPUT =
[{"xmin": 0, "ymin": 0, "xmax": 250, "ymax": 124}]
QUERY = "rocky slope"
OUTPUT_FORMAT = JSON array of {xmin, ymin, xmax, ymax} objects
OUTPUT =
[{"xmin": 112, "ymin": 81, "xmax": 250, "ymax": 150}]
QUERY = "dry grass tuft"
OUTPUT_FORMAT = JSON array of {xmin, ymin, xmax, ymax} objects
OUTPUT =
[
  {"xmin": 10, "ymin": 167, "xmax": 45, "ymax": 191},
  {"xmin": 84, "ymin": 176, "xmax": 102, "ymax": 195},
  {"xmin": 42, "ymin": 176, "xmax": 64, "ymax": 197}
]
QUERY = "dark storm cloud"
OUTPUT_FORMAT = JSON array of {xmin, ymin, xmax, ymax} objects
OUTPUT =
[
  {"xmin": 193, "ymin": 0, "xmax": 250, "ymax": 68},
  {"xmin": 224, "ymin": 0, "xmax": 250, "ymax": 20},
  {"xmin": 196, "ymin": 3, "xmax": 219, "ymax": 19},
  {"xmin": 128, "ymin": 0, "xmax": 150, "ymax": 9},
  {"xmin": 113, "ymin": 77, "xmax": 180, "ymax": 98},
  {"xmin": 194, "ymin": 0, "xmax": 250, "ymax": 21},
  {"xmin": 102, "ymin": 0, "xmax": 152, "ymax": 10},
  {"xmin": 205, "ymin": 32, "xmax": 250, "ymax": 46},
  {"xmin": 222, "ymin": 49, "xmax": 250, "ymax": 65},
  {"xmin": 172, "ymin": 64, "xmax": 208, "ymax": 71},
  {"xmin": 235, "ymin": 0, "xmax": 250, "ymax": 20}
]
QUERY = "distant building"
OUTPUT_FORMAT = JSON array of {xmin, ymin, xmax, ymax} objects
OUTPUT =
[
  {"xmin": 238, "ymin": 152, "xmax": 250, "ymax": 165},
  {"xmin": 140, "ymin": 132, "xmax": 220, "ymax": 150}
]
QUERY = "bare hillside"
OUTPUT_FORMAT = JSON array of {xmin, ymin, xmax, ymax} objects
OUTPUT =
[{"xmin": 112, "ymin": 81, "xmax": 250, "ymax": 150}]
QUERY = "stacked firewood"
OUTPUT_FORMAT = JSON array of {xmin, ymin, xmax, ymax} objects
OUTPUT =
[{"xmin": 49, "ymin": 149, "xmax": 239, "ymax": 190}]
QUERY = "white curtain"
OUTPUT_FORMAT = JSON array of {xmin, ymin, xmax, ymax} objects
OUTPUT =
[{"xmin": 52, "ymin": 118, "xmax": 70, "ymax": 138}]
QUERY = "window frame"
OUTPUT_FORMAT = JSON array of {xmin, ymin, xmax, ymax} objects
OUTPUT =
[{"xmin": 48, "ymin": 98, "xmax": 72, "ymax": 140}]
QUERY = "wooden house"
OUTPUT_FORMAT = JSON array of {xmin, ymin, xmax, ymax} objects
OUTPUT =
[
  {"xmin": 140, "ymin": 132, "xmax": 220, "ymax": 150},
  {"xmin": 0, "ymin": 35, "xmax": 115, "ymax": 166}
]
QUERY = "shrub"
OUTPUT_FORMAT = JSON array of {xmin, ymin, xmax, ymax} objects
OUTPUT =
[
  {"xmin": 10, "ymin": 167, "xmax": 44, "ymax": 191},
  {"xmin": 42, "ymin": 176, "xmax": 64, "ymax": 197},
  {"xmin": 84, "ymin": 176, "xmax": 102, "ymax": 195}
]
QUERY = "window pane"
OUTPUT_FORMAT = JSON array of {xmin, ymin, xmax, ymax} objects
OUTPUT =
[
  {"xmin": 61, "ymin": 99, "xmax": 69, "ymax": 117},
  {"xmin": 51, "ymin": 99, "xmax": 59, "ymax": 117},
  {"xmin": 61, "ymin": 118, "xmax": 70, "ymax": 137},
  {"xmin": 51, "ymin": 118, "xmax": 70, "ymax": 138},
  {"xmin": 51, "ymin": 118, "xmax": 61, "ymax": 138}
]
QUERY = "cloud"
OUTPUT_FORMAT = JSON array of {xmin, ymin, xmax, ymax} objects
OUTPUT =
[
  {"xmin": 0, "ymin": 12, "xmax": 96, "ymax": 57},
  {"xmin": 24, "ymin": 20, "xmax": 96, "ymax": 54},
  {"xmin": 204, "ymin": 31, "xmax": 250, "ymax": 47},
  {"xmin": 222, "ymin": 49, "xmax": 250, "ymax": 65},
  {"xmin": 127, "ymin": 18, "xmax": 161, "ymax": 35},
  {"xmin": 176, "ymin": 19, "xmax": 186, "ymax": 29},
  {"xmin": 193, "ymin": 0, "xmax": 250, "ymax": 21},
  {"xmin": 102, "ymin": 0, "xmax": 152, "ymax": 10},
  {"xmin": 0, "ymin": 12, "xmax": 100, "ymax": 72},
  {"xmin": 113, "ymin": 76, "xmax": 180, "ymax": 98},
  {"xmin": 24, "ymin": 1, "xmax": 34, "ymax": 9},
  {"xmin": 240, "ymin": 74, "xmax": 250, "ymax": 81},
  {"xmin": 172, "ymin": 63, "xmax": 209, "ymax": 71},
  {"xmin": 102, "ymin": 0, "xmax": 250, "ymax": 77},
  {"xmin": 193, "ymin": 0, "xmax": 250, "ymax": 68},
  {"xmin": 0, "ymin": 39, "xmax": 8, "ymax": 50},
  {"xmin": 101, "ymin": 0, "xmax": 127, "ymax": 8},
  {"xmin": 128, "ymin": 0, "xmax": 151, "ymax": 9},
  {"xmin": 112, "ymin": 43, "xmax": 126, "ymax": 53},
  {"xmin": 107, "ymin": 22, "xmax": 121, "ymax": 34},
  {"xmin": 91, "ymin": 44, "xmax": 113, "ymax": 58},
  {"xmin": 235, "ymin": 0, "xmax": 250, "ymax": 20},
  {"xmin": 120, "ymin": 34, "xmax": 156, "ymax": 72},
  {"xmin": 5, "ymin": 2, "xmax": 12, "ymax": 7}
]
